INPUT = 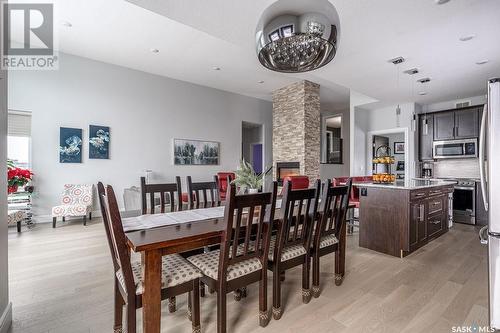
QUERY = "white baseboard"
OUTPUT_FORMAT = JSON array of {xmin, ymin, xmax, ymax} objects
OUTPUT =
[
  {"xmin": 33, "ymin": 210, "xmax": 102, "ymax": 224},
  {"xmin": 33, "ymin": 208, "xmax": 139, "ymax": 224},
  {"xmin": 0, "ymin": 302, "xmax": 12, "ymax": 333}
]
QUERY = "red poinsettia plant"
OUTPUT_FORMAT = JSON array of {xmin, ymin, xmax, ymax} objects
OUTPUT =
[{"xmin": 7, "ymin": 160, "xmax": 33, "ymax": 194}]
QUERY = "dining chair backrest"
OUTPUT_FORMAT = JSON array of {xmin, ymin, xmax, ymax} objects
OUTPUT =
[
  {"xmin": 220, "ymin": 182, "xmax": 277, "ymax": 277},
  {"xmin": 100, "ymin": 184, "xmax": 136, "ymax": 295},
  {"xmin": 97, "ymin": 182, "xmax": 119, "ymax": 273},
  {"xmin": 315, "ymin": 179, "xmax": 352, "ymax": 242},
  {"xmin": 275, "ymin": 179, "xmax": 321, "ymax": 258},
  {"xmin": 140, "ymin": 176, "xmax": 182, "ymax": 214},
  {"xmin": 186, "ymin": 176, "xmax": 220, "ymax": 209}
]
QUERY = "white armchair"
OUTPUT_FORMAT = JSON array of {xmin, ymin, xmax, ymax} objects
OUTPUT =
[{"xmin": 52, "ymin": 184, "xmax": 93, "ymax": 228}]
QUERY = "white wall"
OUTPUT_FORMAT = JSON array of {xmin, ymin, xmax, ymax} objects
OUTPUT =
[
  {"xmin": 319, "ymin": 107, "xmax": 350, "ymax": 180},
  {"xmin": 353, "ymin": 102, "xmax": 418, "ymax": 178},
  {"xmin": 351, "ymin": 107, "xmax": 369, "ymax": 176},
  {"xmin": 0, "ymin": 23, "xmax": 11, "ymax": 332},
  {"xmin": 421, "ymin": 94, "xmax": 486, "ymax": 113},
  {"xmin": 8, "ymin": 53, "xmax": 273, "ymax": 219},
  {"xmin": 349, "ymin": 90, "xmax": 378, "ymax": 176}
]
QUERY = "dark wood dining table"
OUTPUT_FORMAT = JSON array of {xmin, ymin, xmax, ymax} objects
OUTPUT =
[
  {"xmin": 125, "ymin": 202, "xmax": 354, "ymax": 333},
  {"xmin": 127, "ymin": 216, "xmax": 226, "ymax": 333}
]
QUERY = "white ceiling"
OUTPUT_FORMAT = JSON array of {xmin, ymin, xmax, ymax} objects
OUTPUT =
[{"xmin": 10, "ymin": 0, "xmax": 500, "ymax": 109}]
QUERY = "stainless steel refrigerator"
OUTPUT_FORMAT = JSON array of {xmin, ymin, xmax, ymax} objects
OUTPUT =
[{"xmin": 480, "ymin": 78, "xmax": 500, "ymax": 329}]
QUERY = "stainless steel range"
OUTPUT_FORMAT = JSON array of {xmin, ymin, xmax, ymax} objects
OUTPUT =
[{"xmin": 439, "ymin": 178, "xmax": 476, "ymax": 225}]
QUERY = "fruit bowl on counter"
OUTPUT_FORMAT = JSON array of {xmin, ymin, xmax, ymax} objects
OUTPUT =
[
  {"xmin": 372, "ymin": 145, "xmax": 396, "ymax": 184},
  {"xmin": 372, "ymin": 156, "xmax": 396, "ymax": 164},
  {"xmin": 373, "ymin": 173, "xmax": 396, "ymax": 184}
]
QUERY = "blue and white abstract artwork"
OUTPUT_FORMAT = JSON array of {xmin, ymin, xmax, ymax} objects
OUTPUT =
[
  {"xmin": 60, "ymin": 127, "xmax": 83, "ymax": 163},
  {"xmin": 89, "ymin": 125, "xmax": 110, "ymax": 159}
]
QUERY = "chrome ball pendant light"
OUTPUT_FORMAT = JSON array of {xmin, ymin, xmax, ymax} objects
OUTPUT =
[{"xmin": 256, "ymin": 2, "xmax": 340, "ymax": 73}]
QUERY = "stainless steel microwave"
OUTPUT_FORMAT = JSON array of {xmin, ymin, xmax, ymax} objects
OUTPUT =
[{"xmin": 433, "ymin": 138, "xmax": 478, "ymax": 159}]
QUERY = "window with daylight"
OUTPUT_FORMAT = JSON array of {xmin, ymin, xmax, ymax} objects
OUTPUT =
[{"xmin": 8, "ymin": 111, "xmax": 32, "ymax": 169}]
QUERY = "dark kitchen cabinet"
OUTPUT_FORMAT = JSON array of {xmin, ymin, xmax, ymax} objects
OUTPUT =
[
  {"xmin": 409, "ymin": 202, "xmax": 420, "ymax": 251},
  {"xmin": 427, "ymin": 213, "xmax": 445, "ymax": 239},
  {"xmin": 419, "ymin": 114, "xmax": 434, "ymax": 160},
  {"xmin": 409, "ymin": 201, "xmax": 427, "ymax": 252},
  {"xmin": 433, "ymin": 107, "xmax": 480, "ymax": 141},
  {"xmin": 455, "ymin": 108, "xmax": 479, "ymax": 139},
  {"xmin": 434, "ymin": 111, "xmax": 455, "ymax": 140},
  {"xmin": 359, "ymin": 185, "xmax": 453, "ymax": 257}
]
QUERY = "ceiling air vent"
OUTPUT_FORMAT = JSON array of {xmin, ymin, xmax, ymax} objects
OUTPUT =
[{"xmin": 456, "ymin": 101, "xmax": 471, "ymax": 108}]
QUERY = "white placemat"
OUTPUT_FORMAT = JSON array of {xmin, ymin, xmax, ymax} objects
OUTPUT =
[
  {"xmin": 122, "ymin": 198, "xmax": 285, "ymax": 232},
  {"xmin": 122, "ymin": 206, "xmax": 226, "ymax": 232}
]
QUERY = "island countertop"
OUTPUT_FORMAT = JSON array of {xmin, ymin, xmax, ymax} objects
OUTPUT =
[{"xmin": 353, "ymin": 179, "xmax": 457, "ymax": 190}]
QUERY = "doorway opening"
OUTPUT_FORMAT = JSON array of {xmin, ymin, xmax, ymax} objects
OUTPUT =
[
  {"xmin": 367, "ymin": 128, "xmax": 409, "ymax": 181},
  {"xmin": 242, "ymin": 121, "xmax": 263, "ymax": 173}
]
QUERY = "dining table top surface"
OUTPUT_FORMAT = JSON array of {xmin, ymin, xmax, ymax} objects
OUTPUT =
[
  {"xmin": 125, "ymin": 201, "xmax": 355, "ymax": 253},
  {"xmin": 126, "ymin": 216, "xmax": 225, "ymax": 252}
]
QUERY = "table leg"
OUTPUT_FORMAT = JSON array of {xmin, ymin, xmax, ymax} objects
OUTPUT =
[
  {"xmin": 347, "ymin": 208, "xmax": 354, "ymax": 234},
  {"xmin": 142, "ymin": 249, "xmax": 162, "ymax": 333}
]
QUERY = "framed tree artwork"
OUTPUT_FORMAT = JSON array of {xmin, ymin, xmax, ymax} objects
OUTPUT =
[{"xmin": 173, "ymin": 139, "xmax": 219, "ymax": 165}]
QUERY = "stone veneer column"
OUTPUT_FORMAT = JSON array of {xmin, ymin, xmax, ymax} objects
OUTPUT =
[{"xmin": 272, "ymin": 80, "xmax": 320, "ymax": 185}]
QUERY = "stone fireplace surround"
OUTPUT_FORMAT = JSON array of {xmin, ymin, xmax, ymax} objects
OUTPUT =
[{"xmin": 272, "ymin": 80, "xmax": 321, "ymax": 185}]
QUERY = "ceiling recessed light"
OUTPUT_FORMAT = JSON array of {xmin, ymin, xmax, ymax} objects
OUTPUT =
[
  {"xmin": 403, "ymin": 68, "xmax": 419, "ymax": 75},
  {"xmin": 476, "ymin": 60, "xmax": 489, "ymax": 65},
  {"xmin": 150, "ymin": 48, "xmax": 160, "ymax": 53},
  {"xmin": 459, "ymin": 34, "xmax": 476, "ymax": 42},
  {"xmin": 435, "ymin": 0, "xmax": 450, "ymax": 4},
  {"xmin": 388, "ymin": 56, "xmax": 405, "ymax": 65},
  {"xmin": 418, "ymin": 92, "xmax": 428, "ymax": 96},
  {"xmin": 212, "ymin": 66, "xmax": 221, "ymax": 71},
  {"xmin": 258, "ymin": 80, "xmax": 265, "ymax": 84},
  {"xmin": 61, "ymin": 21, "xmax": 72, "ymax": 28},
  {"xmin": 417, "ymin": 77, "xmax": 431, "ymax": 84}
]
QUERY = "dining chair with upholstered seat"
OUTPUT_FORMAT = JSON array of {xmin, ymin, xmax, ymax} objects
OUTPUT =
[
  {"xmin": 187, "ymin": 182, "xmax": 278, "ymax": 333},
  {"xmin": 311, "ymin": 179, "xmax": 351, "ymax": 297},
  {"xmin": 267, "ymin": 179, "xmax": 321, "ymax": 320},
  {"xmin": 186, "ymin": 176, "xmax": 221, "ymax": 209},
  {"xmin": 97, "ymin": 182, "xmax": 203, "ymax": 333},
  {"xmin": 140, "ymin": 176, "xmax": 183, "ymax": 214},
  {"xmin": 140, "ymin": 176, "xmax": 184, "ymax": 312}
]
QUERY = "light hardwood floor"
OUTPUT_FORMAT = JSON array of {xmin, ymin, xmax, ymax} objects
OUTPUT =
[{"xmin": 7, "ymin": 220, "xmax": 487, "ymax": 333}]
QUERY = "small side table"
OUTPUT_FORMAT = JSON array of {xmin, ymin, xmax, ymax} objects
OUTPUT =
[
  {"xmin": 7, "ymin": 210, "xmax": 26, "ymax": 233},
  {"xmin": 8, "ymin": 191, "xmax": 34, "ymax": 232}
]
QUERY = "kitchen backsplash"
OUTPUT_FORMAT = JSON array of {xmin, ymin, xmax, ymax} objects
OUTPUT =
[{"xmin": 434, "ymin": 159, "xmax": 480, "ymax": 179}]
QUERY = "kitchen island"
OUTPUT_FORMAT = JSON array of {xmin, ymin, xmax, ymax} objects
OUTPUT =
[{"xmin": 356, "ymin": 179, "xmax": 455, "ymax": 257}]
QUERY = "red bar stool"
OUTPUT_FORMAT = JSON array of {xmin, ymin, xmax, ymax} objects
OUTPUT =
[
  {"xmin": 333, "ymin": 176, "xmax": 372, "ymax": 233},
  {"xmin": 215, "ymin": 172, "xmax": 236, "ymax": 201}
]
